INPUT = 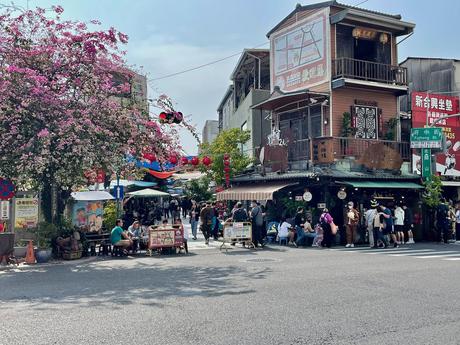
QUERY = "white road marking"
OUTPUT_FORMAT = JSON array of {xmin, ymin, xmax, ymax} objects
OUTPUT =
[{"xmin": 413, "ymin": 252, "xmax": 460, "ymax": 259}]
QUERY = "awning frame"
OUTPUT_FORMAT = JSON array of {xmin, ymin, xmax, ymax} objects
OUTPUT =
[{"xmin": 216, "ymin": 183, "xmax": 297, "ymax": 201}]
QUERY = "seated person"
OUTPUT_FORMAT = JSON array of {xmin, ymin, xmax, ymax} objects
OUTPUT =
[
  {"xmin": 277, "ymin": 217, "xmax": 291, "ymax": 242},
  {"xmin": 312, "ymin": 223, "xmax": 324, "ymax": 247},
  {"xmin": 128, "ymin": 221, "xmax": 142, "ymax": 238},
  {"xmin": 111, "ymin": 219, "xmax": 132, "ymax": 254},
  {"xmin": 175, "ymin": 218, "xmax": 188, "ymax": 254},
  {"xmin": 295, "ymin": 219, "xmax": 317, "ymax": 247}
]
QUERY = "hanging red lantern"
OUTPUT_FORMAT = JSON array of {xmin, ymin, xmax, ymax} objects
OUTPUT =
[
  {"xmin": 223, "ymin": 154, "xmax": 230, "ymax": 160},
  {"xmin": 224, "ymin": 167, "xmax": 231, "ymax": 173},
  {"xmin": 169, "ymin": 155, "xmax": 178, "ymax": 165},
  {"xmin": 96, "ymin": 169, "xmax": 105, "ymax": 184},
  {"xmin": 191, "ymin": 157, "xmax": 199, "ymax": 166},
  {"xmin": 181, "ymin": 157, "xmax": 189, "ymax": 165},
  {"xmin": 159, "ymin": 112, "xmax": 167, "ymax": 120},
  {"xmin": 143, "ymin": 153, "xmax": 156, "ymax": 162},
  {"xmin": 202, "ymin": 156, "xmax": 212, "ymax": 166},
  {"xmin": 223, "ymin": 160, "xmax": 230, "ymax": 166}
]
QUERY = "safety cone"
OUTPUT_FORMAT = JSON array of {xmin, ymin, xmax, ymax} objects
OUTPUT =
[{"xmin": 25, "ymin": 240, "xmax": 36, "ymax": 264}]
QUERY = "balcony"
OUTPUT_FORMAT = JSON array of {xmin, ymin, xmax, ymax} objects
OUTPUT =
[
  {"xmin": 332, "ymin": 57, "xmax": 408, "ymax": 87},
  {"xmin": 312, "ymin": 137, "xmax": 410, "ymax": 165}
]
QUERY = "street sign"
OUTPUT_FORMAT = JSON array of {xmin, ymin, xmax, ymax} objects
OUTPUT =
[
  {"xmin": 111, "ymin": 185, "xmax": 124, "ymax": 200},
  {"xmin": 421, "ymin": 148, "xmax": 432, "ymax": 181},
  {"xmin": 410, "ymin": 127, "xmax": 443, "ymax": 149}
]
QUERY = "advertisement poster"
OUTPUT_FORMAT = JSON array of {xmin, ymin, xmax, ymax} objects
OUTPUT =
[
  {"xmin": 14, "ymin": 197, "xmax": 39, "ymax": 229},
  {"xmin": 148, "ymin": 227, "xmax": 183, "ymax": 248},
  {"xmin": 224, "ymin": 222, "xmax": 251, "ymax": 240},
  {"xmin": 270, "ymin": 8, "xmax": 329, "ymax": 92},
  {"xmin": 411, "ymin": 92, "xmax": 460, "ymax": 176},
  {"xmin": 73, "ymin": 201, "xmax": 104, "ymax": 232}
]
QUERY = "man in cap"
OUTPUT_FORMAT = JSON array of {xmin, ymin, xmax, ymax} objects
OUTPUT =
[
  {"xmin": 345, "ymin": 201, "xmax": 360, "ymax": 248},
  {"xmin": 364, "ymin": 199, "xmax": 379, "ymax": 247}
]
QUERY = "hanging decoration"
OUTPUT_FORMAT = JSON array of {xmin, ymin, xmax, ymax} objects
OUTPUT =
[
  {"xmin": 191, "ymin": 157, "xmax": 200, "ymax": 166},
  {"xmin": 169, "ymin": 155, "xmax": 178, "ymax": 165},
  {"xmin": 202, "ymin": 156, "xmax": 212, "ymax": 166},
  {"xmin": 158, "ymin": 111, "xmax": 183, "ymax": 124},
  {"xmin": 181, "ymin": 157, "xmax": 189, "ymax": 165},
  {"xmin": 142, "ymin": 152, "xmax": 157, "ymax": 162}
]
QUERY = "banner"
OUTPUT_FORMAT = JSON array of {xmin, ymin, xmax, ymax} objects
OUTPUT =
[
  {"xmin": 73, "ymin": 201, "xmax": 104, "ymax": 232},
  {"xmin": 14, "ymin": 197, "xmax": 39, "ymax": 229},
  {"xmin": 412, "ymin": 92, "xmax": 460, "ymax": 176},
  {"xmin": 270, "ymin": 8, "xmax": 329, "ymax": 92},
  {"xmin": 148, "ymin": 226, "xmax": 183, "ymax": 248}
]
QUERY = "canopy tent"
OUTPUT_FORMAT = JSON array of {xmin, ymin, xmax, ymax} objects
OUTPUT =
[
  {"xmin": 337, "ymin": 181, "xmax": 423, "ymax": 189},
  {"xmin": 109, "ymin": 180, "xmax": 156, "ymax": 188},
  {"xmin": 216, "ymin": 183, "xmax": 295, "ymax": 201},
  {"xmin": 71, "ymin": 191, "xmax": 115, "ymax": 201},
  {"xmin": 127, "ymin": 188, "xmax": 170, "ymax": 198}
]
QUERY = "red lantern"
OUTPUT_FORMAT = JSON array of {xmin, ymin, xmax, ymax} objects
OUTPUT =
[
  {"xmin": 169, "ymin": 155, "xmax": 178, "ymax": 165},
  {"xmin": 223, "ymin": 160, "xmax": 230, "ymax": 166},
  {"xmin": 191, "ymin": 157, "xmax": 199, "ymax": 166},
  {"xmin": 143, "ymin": 153, "xmax": 156, "ymax": 162},
  {"xmin": 224, "ymin": 167, "xmax": 231, "ymax": 173},
  {"xmin": 159, "ymin": 112, "xmax": 167, "ymax": 120},
  {"xmin": 181, "ymin": 157, "xmax": 189, "ymax": 165},
  {"xmin": 223, "ymin": 154, "xmax": 230, "ymax": 160},
  {"xmin": 202, "ymin": 156, "xmax": 212, "ymax": 166},
  {"xmin": 96, "ymin": 169, "xmax": 105, "ymax": 184}
]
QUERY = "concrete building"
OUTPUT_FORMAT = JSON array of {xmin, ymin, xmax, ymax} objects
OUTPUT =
[
  {"xmin": 217, "ymin": 49, "xmax": 272, "ymax": 159},
  {"xmin": 202, "ymin": 120, "xmax": 219, "ymax": 144}
]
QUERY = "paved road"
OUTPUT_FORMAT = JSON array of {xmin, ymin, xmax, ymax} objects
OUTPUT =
[{"xmin": 1, "ymin": 243, "xmax": 459, "ymax": 345}]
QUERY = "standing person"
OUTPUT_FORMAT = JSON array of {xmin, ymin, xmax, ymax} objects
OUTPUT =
[
  {"xmin": 181, "ymin": 198, "xmax": 189, "ymax": 218},
  {"xmin": 345, "ymin": 201, "xmax": 359, "ymax": 248},
  {"xmin": 365, "ymin": 200, "xmax": 379, "ymax": 248},
  {"xmin": 190, "ymin": 200, "xmax": 199, "ymax": 240},
  {"xmin": 250, "ymin": 200, "xmax": 264, "ymax": 248},
  {"xmin": 232, "ymin": 202, "xmax": 248, "ymax": 222},
  {"xmin": 211, "ymin": 202, "xmax": 220, "ymax": 240},
  {"xmin": 320, "ymin": 208, "xmax": 334, "ymax": 248},
  {"xmin": 199, "ymin": 202, "xmax": 215, "ymax": 245},
  {"xmin": 163, "ymin": 199, "xmax": 170, "ymax": 219},
  {"xmin": 436, "ymin": 199, "xmax": 450, "ymax": 244},
  {"xmin": 169, "ymin": 199, "xmax": 179, "ymax": 222},
  {"xmin": 403, "ymin": 204, "xmax": 415, "ymax": 244},
  {"xmin": 379, "ymin": 204, "xmax": 398, "ymax": 247},
  {"xmin": 372, "ymin": 201, "xmax": 389, "ymax": 248},
  {"xmin": 394, "ymin": 203, "xmax": 405, "ymax": 245}
]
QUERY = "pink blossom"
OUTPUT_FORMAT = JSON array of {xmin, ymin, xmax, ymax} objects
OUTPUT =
[{"xmin": 37, "ymin": 129, "xmax": 50, "ymax": 138}]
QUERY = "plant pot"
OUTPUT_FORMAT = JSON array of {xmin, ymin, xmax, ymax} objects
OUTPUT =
[
  {"xmin": 14, "ymin": 246, "xmax": 27, "ymax": 258},
  {"xmin": 35, "ymin": 249, "xmax": 52, "ymax": 263}
]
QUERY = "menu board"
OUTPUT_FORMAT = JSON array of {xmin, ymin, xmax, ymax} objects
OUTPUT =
[{"xmin": 148, "ymin": 226, "xmax": 183, "ymax": 248}]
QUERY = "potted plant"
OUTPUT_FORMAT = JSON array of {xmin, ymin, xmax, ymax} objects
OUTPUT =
[
  {"xmin": 33, "ymin": 222, "xmax": 58, "ymax": 263},
  {"xmin": 14, "ymin": 239, "xmax": 29, "ymax": 258}
]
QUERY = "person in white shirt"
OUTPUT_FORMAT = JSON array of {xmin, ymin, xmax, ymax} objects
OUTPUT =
[
  {"xmin": 277, "ymin": 217, "xmax": 291, "ymax": 242},
  {"xmin": 394, "ymin": 204, "xmax": 405, "ymax": 245}
]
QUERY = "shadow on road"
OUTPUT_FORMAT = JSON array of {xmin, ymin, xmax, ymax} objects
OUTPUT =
[{"xmin": 0, "ymin": 258, "xmax": 270, "ymax": 309}]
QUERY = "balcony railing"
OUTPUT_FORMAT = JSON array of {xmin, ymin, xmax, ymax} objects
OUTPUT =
[
  {"xmin": 332, "ymin": 58, "xmax": 408, "ymax": 86},
  {"xmin": 312, "ymin": 137, "xmax": 410, "ymax": 164}
]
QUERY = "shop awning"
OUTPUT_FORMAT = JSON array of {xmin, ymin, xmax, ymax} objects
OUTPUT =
[
  {"xmin": 216, "ymin": 183, "xmax": 295, "ymax": 201},
  {"xmin": 252, "ymin": 88, "xmax": 328, "ymax": 111},
  {"xmin": 337, "ymin": 181, "xmax": 424, "ymax": 189},
  {"xmin": 127, "ymin": 188, "xmax": 170, "ymax": 198},
  {"xmin": 109, "ymin": 180, "xmax": 157, "ymax": 188},
  {"xmin": 71, "ymin": 191, "xmax": 115, "ymax": 201}
]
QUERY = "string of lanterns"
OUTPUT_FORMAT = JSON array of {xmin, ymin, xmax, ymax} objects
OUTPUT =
[{"xmin": 141, "ymin": 152, "xmax": 213, "ymax": 167}]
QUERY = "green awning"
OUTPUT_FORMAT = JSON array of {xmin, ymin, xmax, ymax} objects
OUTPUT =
[{"xmin": 338, "ymin": 181, "xmax": 424, "ymax": 189}]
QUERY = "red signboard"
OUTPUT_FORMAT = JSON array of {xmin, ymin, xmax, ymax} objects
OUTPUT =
[
  {"xmin": 411, "ymin": 92, "xmax": 460, "ymax": 176},
  {"xmin": 148, "ymin": 226, "xmax": 183, "ymax": 249}
]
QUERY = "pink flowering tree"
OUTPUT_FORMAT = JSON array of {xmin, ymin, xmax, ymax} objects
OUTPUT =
[{"xmin": 0, "ymin": 6, "xmax": 190, "ymax": 222}]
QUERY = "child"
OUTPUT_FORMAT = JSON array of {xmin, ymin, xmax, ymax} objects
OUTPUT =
[{"xmin": 175, "ymin": 218, "xmax": 188, "ymax": 254}]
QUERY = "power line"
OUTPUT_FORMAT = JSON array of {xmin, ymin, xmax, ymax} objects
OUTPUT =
[{"xmin": 150, "ymin": 41, "xmax": 269, "ymax": 81}]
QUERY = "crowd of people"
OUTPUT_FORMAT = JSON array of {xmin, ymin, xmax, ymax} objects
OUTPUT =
[{"xmin": 113, "ymin": 195, "xmax": 460, "ymax": 256}]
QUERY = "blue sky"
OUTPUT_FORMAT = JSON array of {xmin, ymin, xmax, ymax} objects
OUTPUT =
[{"xmin": 15, "ymin": 0, "xmax": 460, "ymax": 153}]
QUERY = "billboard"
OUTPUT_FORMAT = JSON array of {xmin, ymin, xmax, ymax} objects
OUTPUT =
[
  {"xmin": 270, "ymin": 8, "xmax": 329, "ymax": 92},
  {"xmin": 411, "ymin": 92, "xmax": 460, "ymax": 176}
]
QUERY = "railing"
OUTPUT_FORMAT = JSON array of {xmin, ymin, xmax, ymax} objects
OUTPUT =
[
  {"xmin": 332, "ymin": 58, "xmax": 408, "ymax": 86},
  {"xmin": 312, "ymin": 137, "xmax": 410, "ymax": 164}
]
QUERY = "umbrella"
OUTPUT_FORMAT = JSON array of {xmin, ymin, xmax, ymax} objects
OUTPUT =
[{"xmin": 126, "ymin": 188, "xmax": 170, "ymax": 198}]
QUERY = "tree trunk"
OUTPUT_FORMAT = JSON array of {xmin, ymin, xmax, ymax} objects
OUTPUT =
[{"xmin": 41, "ymin": 179, "xmax": 53, "ymax": 224}]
